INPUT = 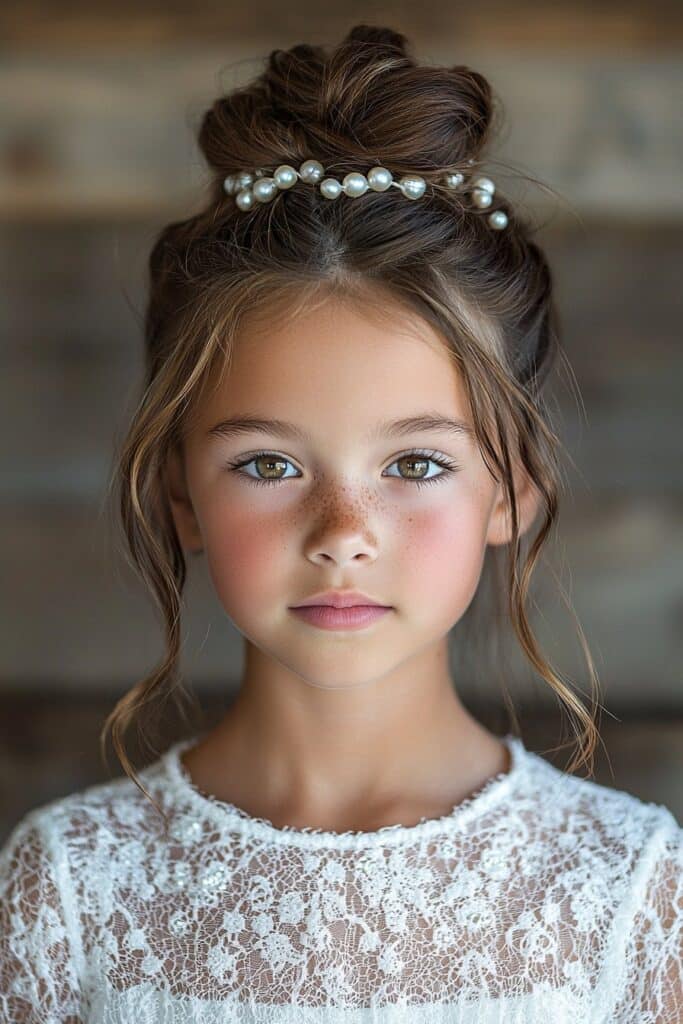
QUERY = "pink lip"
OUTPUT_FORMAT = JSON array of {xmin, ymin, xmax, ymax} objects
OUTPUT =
[
  {"xmin": 290, "ymin": 605, "xmax": 392, "ymax": 630},
  {"xmin": 292, "ymin": 589, "xmax": 388, "ymax": 609}
]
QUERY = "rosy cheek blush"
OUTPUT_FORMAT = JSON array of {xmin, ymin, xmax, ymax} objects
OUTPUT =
[
  {"xmin": 398, "ymin": 505, "xmax": 484, "ymax": 616},
  {"xmin": 204, "ymin": 511, "xmax": 286, "ymax": 603}
]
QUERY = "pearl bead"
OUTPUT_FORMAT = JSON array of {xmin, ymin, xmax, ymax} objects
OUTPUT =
[
  {"xmin": 399, "ymin": 175, "xmax": 426, "ymax": 200},
  {"xmin": 472, "ymin": 187, "xmax": 493, "ymax": 209},
  {"xmin": 445, "ymin": 172, "xmax": 464, "ymax": 189},
  {"xmin": 252, "ymin": 177, "xmax": 277, "ymax": 203},
  {"xmin": 299, "ymin": 160, "xmax": 324, "ymax": 184},
  {"xmin": 320, "ymin": 178, "xmax": 342, "ymax": 200},
  {"xmin": 273, "ymin": 165, "xmax": 298, "ymax": 189},
  {"xmin": 472, "ymin": 176, "xmax": 495, "ymax": 195},
  {"xmin": 367, "ymin": 166, "xmax": 393, "ymax": 191},
  {"xmin": 342, "ymin": 172, "xmax": 369, "ymax": 197},
  {"xmin": 229, "ymin": 161, "xmax": 510, "ymax": 229},
  {"xmin": 235, "ymin": 189, "xmax": 254, "ymax": 211}
]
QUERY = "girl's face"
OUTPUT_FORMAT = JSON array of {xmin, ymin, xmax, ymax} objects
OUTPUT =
[{"xmin": 167, "ymin": 293, "xmax": 533, "ymax": 690}]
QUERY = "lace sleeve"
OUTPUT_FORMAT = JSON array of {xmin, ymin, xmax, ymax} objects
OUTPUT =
[
  {"xmin": 607, "ymin": 814, "xmax": 683, "ymax": 1024},
  {"xmin": 0, "ymin": 810, "xmax": 85, "ymax": 1024}
]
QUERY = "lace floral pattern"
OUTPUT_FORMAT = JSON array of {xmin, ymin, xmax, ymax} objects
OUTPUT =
[{"xmin": 1, "ymin": 732, "xmax": 681, "ymax": 1023}]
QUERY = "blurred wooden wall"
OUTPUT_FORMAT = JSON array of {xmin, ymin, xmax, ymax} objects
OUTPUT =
[{"xmin": 1, "ymin": 4, "xmax": 681, "ymax": 842}]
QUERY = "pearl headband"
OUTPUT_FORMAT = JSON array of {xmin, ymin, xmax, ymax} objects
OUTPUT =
[{"xmin": 223, "ymin": 158, "xmax": 509, "ymax": 231}]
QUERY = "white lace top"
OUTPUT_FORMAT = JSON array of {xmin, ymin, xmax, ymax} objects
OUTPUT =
[{"xmin": 1, "ymin": 731, "xmax": 681, "ymax": 1023}]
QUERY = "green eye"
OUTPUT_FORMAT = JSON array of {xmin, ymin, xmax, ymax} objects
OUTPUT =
[
  {"xmin": 383, "ymin": 454, "xmax": 458, "ymax": 487},
  {"xmin": 226, "ymin": 450, "xmax": 460, "ymax": 489}
]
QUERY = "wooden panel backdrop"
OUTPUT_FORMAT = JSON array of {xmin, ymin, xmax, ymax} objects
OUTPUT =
[{"xmin": 1, "ymin": 4, "xmax": 681, "ymax": 841}]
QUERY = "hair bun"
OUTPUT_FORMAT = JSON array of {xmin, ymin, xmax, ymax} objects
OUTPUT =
[{"xmin": 199, "ymin": 24, "xmax": 495, "ymax": 181}]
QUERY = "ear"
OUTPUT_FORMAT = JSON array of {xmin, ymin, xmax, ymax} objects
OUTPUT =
[
  {"xmin": 486, "ymin": 460, "xmax": 542, "ymax": 547},
  {"xmin": 164, "ymin": 446, "xmax": 204, "ymax": 555}
]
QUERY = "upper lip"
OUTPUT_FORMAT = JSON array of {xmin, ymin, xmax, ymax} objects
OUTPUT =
[{"xmin": 291, "ymin": 590, "xmax": 390, "ymax": 609}]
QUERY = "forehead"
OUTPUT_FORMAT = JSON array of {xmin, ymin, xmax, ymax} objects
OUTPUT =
[{"xmin": 195, "ymin": 294, "xmax": 472, "ymax": 436}]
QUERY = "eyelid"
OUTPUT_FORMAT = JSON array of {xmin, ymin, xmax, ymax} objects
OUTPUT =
[
  {"xmin": 226, "ymin": 447, "xmax": 457, "ymax": 471},
  {"xmin": 227, "ymin": 446, "xmax": 456, "ymax": 462}
]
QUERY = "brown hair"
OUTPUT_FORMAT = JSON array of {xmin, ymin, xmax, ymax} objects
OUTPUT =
[{"xmin": 101, "ymin": 24, "xmax": 603, "ymax": 827}]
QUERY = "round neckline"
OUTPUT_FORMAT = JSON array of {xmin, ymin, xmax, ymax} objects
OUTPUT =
[{"xmin": 158, "ymin": 731, "xmax": 526, "ymax": 850}]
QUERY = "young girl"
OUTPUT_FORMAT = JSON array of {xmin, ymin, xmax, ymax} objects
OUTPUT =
[{"xmin": 1, "ymin": 23, "xmax": 680, "ymax": 1024}]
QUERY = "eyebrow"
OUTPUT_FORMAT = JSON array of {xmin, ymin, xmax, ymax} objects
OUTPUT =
[{"xmin": 206, "ymin": 412, "xmax": 476, "ymax": 444}]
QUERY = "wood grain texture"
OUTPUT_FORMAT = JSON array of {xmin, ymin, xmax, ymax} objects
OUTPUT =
[
  {"xmin": 1, "ymin": 3, "xmax": 681, "ymax": 50},
  {"xmin": 0, "ymin": 50, "xmax": 680, "ymax": 217}
]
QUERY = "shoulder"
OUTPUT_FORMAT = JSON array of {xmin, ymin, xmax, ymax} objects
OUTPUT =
[
  {"xmin": 505, "ymin": 750, "xmax": 682, "ymax": 1015},
  {"xmin": 534, "ymin": 768, "xmax": 682, "ymax": 1019},
  {"xmin": 1, "ymin": 757, "xmax": 172, "ymax": 881},
  {"xmin": 517, "ymin": 748, "xmax": 681, "ymax": 880},
  {"xmin": 0, "ymin": 759, "xmax": 171, "ymax": 1019}
]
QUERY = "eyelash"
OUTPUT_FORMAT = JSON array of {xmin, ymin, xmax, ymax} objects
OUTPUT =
[{"xmin": 225, "ymin": 449, "xmax": 460, "ymax": 490}]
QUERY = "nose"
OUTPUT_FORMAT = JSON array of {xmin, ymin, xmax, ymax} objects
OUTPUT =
[{"xmin": 305, "ymin": 526, "xmax": 378, "ymax": 567}]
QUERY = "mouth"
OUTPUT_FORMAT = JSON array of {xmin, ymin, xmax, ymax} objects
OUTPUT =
[
  {"xmin": 290, "ymin": 590, "xmax": 390, "ymax": 610},
  {"xmin": 289, "ymin": 604, "xmax": 393, "ymax": 631}
]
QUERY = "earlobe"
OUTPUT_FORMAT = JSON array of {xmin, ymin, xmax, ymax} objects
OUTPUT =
[
  {"xmin": 486, "ymin": 465, "xmax": 541, "ymax": 547},
  {"xmin": 164, "ymin": 447, "xmax": 204, "ymax": 555}
]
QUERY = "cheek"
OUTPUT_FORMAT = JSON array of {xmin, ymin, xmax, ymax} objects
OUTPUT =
[
  {"xmin": 202, "ymin": 503, "xmax": 288, "ymax": 611},
  {"xmin": 400, "ymin": 500, "xmax": 489, "ymax": 611}
]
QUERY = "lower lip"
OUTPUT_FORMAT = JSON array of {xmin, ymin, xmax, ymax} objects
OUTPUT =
[{"xmin": 289, "ymin": 605, "xmax": 392, "ymax": 630}]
